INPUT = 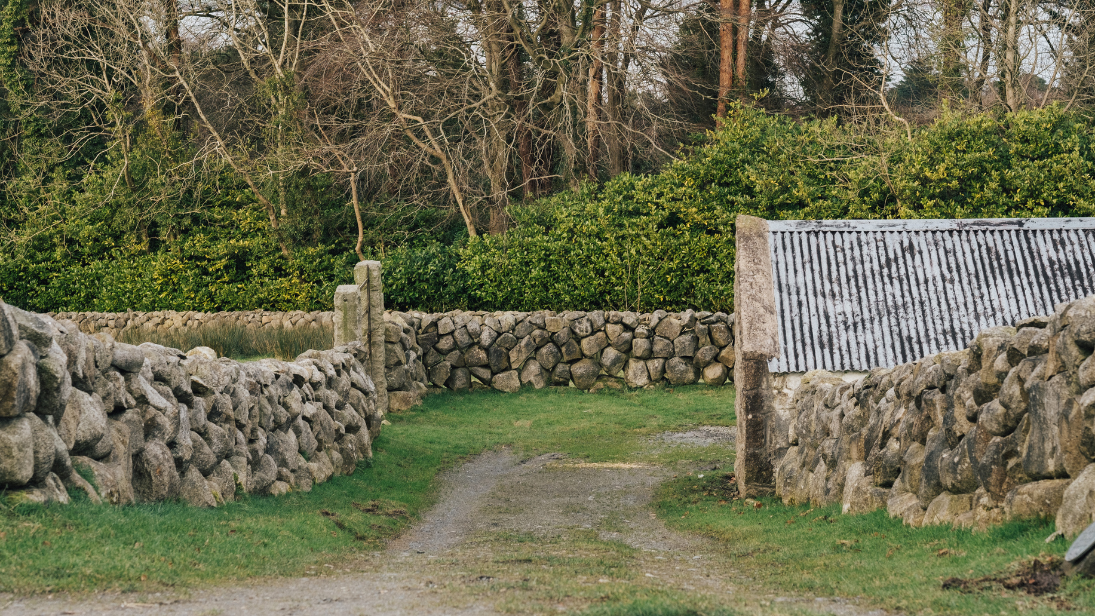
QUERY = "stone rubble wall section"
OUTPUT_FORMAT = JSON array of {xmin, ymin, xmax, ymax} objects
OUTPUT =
[
  {"xmin": 381, "ymin": 309, "xmax": 736, "ymax": 410},
  {"xmin": 0, "ymin": 302, "xmax": 381, "ymax": 507},
  {"xmin": 770, "ymin": 295, "xmax": 1095, "ymax": 539},
  {"xmin": 49, "ymin": 308, "xmax": 737, "ymax": 411},
  {"xmin": 51, "ymin": 310, "xmax": 333, "ymax": 336}
]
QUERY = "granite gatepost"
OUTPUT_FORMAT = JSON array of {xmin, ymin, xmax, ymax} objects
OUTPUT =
[
  {"xmin": 733, "ymin": 215, "xmax": 779, "ymax": 497},
  {"xmin": 354, "ymin": 261, "xmax": 388, "ymax": 416},
  {"xmin": 333, "ymin": 285, "xmax": 361, "ymax": 347}
]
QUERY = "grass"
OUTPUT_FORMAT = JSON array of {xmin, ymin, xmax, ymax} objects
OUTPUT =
[
  {"xmin": 116, "ymin": 321, "xmax": 334, "ymax": 361},
  {"xmin": 3, "ymin": 383, "xmax": 1091, "ymax": 616},
  {"xmin": 438, "ymin": 530, "xmax": 743, "ymax": 616},
  {"xmin": 656, "ymin": 472, "xmax": 1095, "ymax": 615},
  {"xmin": 0, "ymin": 385, "xmax": 734, "ymax": 595}
]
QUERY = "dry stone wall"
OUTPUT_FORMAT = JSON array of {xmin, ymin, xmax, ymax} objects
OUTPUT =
[
  {"xmin": 380, "ymin": 309, "xmax": 737, "ymax": 409},
  {"xmin": 49, "ymin": 307, "xmax": 738, "ymax": 413},
  {"xmin": 770, "ymin": 295, "xmax": 1095, "ymax": 539},
  {"xmin": 51, "ymin": 310, "xmax": 332, "ymax": 336},
  {"xmin": 0, "ymin": 302, "xmax": 381, "ymax": 507}
]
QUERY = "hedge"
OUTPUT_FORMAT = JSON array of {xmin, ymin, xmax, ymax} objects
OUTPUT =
[{"xmin": 382, "ymin": 104, "xmax": 1095, "ymax": 313}]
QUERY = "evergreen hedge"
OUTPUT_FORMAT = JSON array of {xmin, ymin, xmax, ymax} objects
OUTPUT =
[{"xmin": 3, "ymin": 104, "xmax": 1093, "ymax": 314}]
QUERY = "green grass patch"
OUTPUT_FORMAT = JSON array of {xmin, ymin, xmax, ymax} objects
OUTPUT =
[
  {"xmin": 116, "ymin": 321, "xmax": 334, "ymax": 361},
  {"xmin": 576, "ymin": 601, "xmax": 737, "ymax": 616},
  {"xmin": 446, "ymin": 529, "xmax": 743, "ymax": 616},
  {"xmin": 655, "ymin": 471, "xmax": 1095, "ymax": 615},
  {"xmin": 0, "ymin": 385, "xmax": 734, "ymax": 595}
]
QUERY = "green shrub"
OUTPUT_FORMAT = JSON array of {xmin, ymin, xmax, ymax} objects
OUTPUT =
[
  {"xmin": 0, "ymin": 203, "xmax": 357, "ymax": 313},
  {"xmin": 382, "ymin": 242, "xmax": 471, "ymax": 312},
  {"xmin": 384, "ymin": 104, "xmax": 1095, "ymax": 313},
  {"xmin": 6, "ymin": 104, "xmax": 1094, "ymax": 314}
]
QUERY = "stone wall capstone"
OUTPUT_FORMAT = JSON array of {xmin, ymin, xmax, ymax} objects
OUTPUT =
[
  {"xmin": 768, "ymin": 295, "xmax": 1095, "ymax": 538},
  {"xmin": 0, "ymin": 302, "xmax": 381, "ymax": 507}
]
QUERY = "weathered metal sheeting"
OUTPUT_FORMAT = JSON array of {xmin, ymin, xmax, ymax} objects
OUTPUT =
[{"xmin": 766, "ymin": 218, "xmax": 1095, "ymax": 373}]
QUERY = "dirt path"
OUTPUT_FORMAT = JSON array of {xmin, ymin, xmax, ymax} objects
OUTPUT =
[{"xmin": 2, "ymin": 434, "xmax": 888, "ymax": 616}]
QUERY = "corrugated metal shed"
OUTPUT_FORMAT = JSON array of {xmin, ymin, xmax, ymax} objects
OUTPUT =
[{"xmin": 767, "ymin": 218, "xmax": 1095, "ymax": 373}]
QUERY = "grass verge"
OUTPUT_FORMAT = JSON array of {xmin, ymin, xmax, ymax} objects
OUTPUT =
[
  {"xmin": 116, "ymin": 321, "xmax": 333, "ymax": 361},
  {"xmin": 0, "ymin": 385, "xmax": 734, "ymax": 595},
  {"xmin": 655, "ymin": 471, "xmax": 1095, "ymax": 616}
]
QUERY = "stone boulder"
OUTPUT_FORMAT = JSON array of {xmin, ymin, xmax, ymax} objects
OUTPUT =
[
  {"xmin": 0, "ymin": 416, "xmax": 33, "ymax": 486},
  {"xmin": 35, "ymin": 343, "xmax": 71, "ymax": 417},
  {"xmin": 702, "ymin": 362, "xmax": 728, "ymax": 386},
  {"xmin": 72, "ymin": 456, "xmax": 133, "ymax": 505},
  {"xmin": 923, "ymin": 492, "xmax": 975, "ymax": 527},
  {"xmin": 624, "ymin": 359, "xmax": 650, "ymax": 388},
  {"xmin": 0, "ymin": 341, "xmax": 39, "ymax": 418},
  {"xmin": 388, "ymin": 390, "xmax": 422, "ymax": 412},
  {"xmin": 665, "ymin": 357, "xmax": 697, "ymax": 385},
  {"xmin": 132, "ymin": 441, "xmax": 180, "ymax": 502},
  {"xmin": 841, "ymin": 462, "xmax": 887, "ymax": 514},
  {"xmin": 581, "ymin": 332, "xmax": 609, "ymax": 358},
  {"xmin": 520, "ymin": 360, "xmax": 547, "ymax": 389},
  {"xmin": 1057, "ymin": 464, "xmax": 1095, "ymax": 537},
  {"xmin": 25, "ymin": 413, "xmax": 56, "ymax": 484},
  {"xmin": 179, "ymin": 465, "xmax": 216, "ymax": 507},
  {"xmin": 446, "ymin": 367, "xmax": 471, "ymax": 391},
  {"xmin": 571, "ymin": 359, "xmax": 600, "ymax": 390},
  {"xmin": 600, "ymin": 347, "xmax": 626, "ymax": 377},
  {"xmin": 492, "ymin": 370, "xmax": 521, "ymax": 393},
  {"xmin": 1003, "ymin": 479, "xmax": 1070, "ymax": 520}
]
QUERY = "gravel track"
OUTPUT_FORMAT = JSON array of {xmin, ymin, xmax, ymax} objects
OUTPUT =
[{"xmin": 2, "ymin": 432, "xmax": 888, "ymax": 616}]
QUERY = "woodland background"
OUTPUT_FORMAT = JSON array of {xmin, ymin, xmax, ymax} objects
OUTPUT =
[{"xmin": 1, "ymin": 0, "xmax": 1094, "ymax": 314}]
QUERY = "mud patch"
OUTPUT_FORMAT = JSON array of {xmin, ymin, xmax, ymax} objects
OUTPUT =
[
  {"xmin": 942, "ymin": 557, "xmax": 1064, "ymax": 596},
  {"xmin": 657, "ymin": 426, "xmax": 736, "ymax": 447}
]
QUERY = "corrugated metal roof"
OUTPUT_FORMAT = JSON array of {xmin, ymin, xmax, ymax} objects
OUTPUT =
[{"xmin": 766, "ymin": 218, "xmax": 1095, "ymax": 373}]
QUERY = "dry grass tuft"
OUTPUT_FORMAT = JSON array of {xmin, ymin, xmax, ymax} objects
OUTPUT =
[{"xmin": 117, "ymin": 322, "xmax": 333, "ymax": 360}]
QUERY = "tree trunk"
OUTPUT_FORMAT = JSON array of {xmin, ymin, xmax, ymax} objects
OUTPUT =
[
  {"xmin": 164, "ymin": 0, "xmax": 181, "ymax": 68},
  {"xmin": 350, "ymin": 171, "xmax": 365, "ymax": 261},
  {"xmin": 533, "ymin": 4, "xmax": 561, "ymax": 195},
  {"xmin": 821, "ymin": 0, "xmax": 846, "ymax": 109},
  {"xmin": 1003, "ymin": 0, "xmax": 1020, "ymax": 110},
  {"xmin": 586, "ymin": 4, "xmax": 605, "ymax": 179},
  {"xmin": 973, "ymin": 0, "xmax": 993, "ymax": 106},
  {"xmin": 940, "ymin": 0, "xmax": 963, "ymax": 101},
  {"xmin": 605, "ymin": 0, "xmax": 626, "ymax": 174},
  {"xmin": 507, "ymin": 42, "xmax": 534, "ymax": 199},
  {"xmin": 735, "ymin": 0, "xmax": 749, "ymax": 84},
  {"xmin": 718, "ymin": 0, "xmax": 735, "ymax": 116}
]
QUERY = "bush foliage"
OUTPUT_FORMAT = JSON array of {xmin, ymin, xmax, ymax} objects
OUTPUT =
[
  {"xmin": 4, "ymin": 104, "xmax": 1094, "ymax": 314},
  {"xmin": 386, "ymin": 104, "xmax": 1095, "ymax": 313}
]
